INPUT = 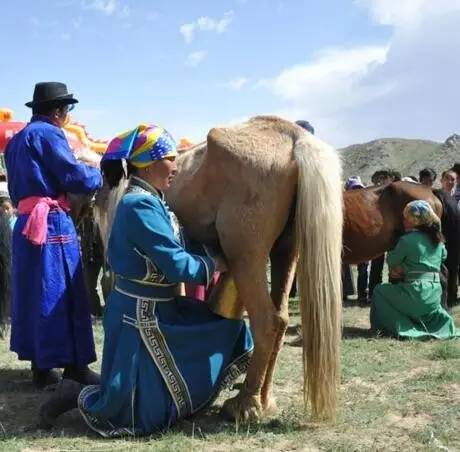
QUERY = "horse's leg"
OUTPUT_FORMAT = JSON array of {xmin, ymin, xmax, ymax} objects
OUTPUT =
[
  {"xmin": 222, "ymin": 255, "xmax": 280, "ymax": 421},
  {"xmin": 261, "ymin": 227, "xmax": 297, "ymax": 414}
]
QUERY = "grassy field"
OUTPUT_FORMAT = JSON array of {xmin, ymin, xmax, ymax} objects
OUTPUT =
[{"xmin": 0, "ymin": 302, "xmax": 459, "ymax": 452}]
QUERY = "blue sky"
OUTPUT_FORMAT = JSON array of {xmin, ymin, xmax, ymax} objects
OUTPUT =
[{"xmin": 1, "ymin": 0, "xmax": 459, "ymax": 147}]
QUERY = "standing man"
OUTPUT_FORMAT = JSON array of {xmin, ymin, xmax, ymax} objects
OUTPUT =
[{"xmin": 5, "ymin": 82, "xmax": 102, "ymax": 388}]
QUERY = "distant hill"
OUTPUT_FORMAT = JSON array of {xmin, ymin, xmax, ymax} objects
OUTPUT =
[{"xmin": 340, "ymin": 134, "xmax": 460, "ymax": 185}]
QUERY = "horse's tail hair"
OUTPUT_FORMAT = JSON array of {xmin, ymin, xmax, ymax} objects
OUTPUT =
[
  {"xmin": 0, "ymin": 210, "xmax": 11, "ymax": 337},
  {"xmin": 94, "ymin": 168, "xmax": 129, "ymax": 256},
  {"xmin": 294, "ymin": 133, "xmax": 343, "ymax": 421}
]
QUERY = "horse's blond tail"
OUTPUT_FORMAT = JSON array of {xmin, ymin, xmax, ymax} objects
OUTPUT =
[
  {"xmin": 94, "ymin": 178, "xmax": 128, "ymax": 256},
  {"xmin": 294, "ymin": 135, "xmax": 343, "ymax": 421}
]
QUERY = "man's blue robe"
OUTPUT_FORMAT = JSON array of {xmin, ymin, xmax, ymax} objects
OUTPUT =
[{"xmin": 5, "ymin": 116, "xmax": 102, "ymax": 368}]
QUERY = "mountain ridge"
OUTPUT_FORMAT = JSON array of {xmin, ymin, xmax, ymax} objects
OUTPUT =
[{"xmin": 340, "ymin": 134, "xmax": 460, "ymax": 185}]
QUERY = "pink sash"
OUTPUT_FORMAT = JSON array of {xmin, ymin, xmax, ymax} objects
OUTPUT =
[{"xmin": 17, "ymin": 195, "xmax": 71, "ymax": 245}]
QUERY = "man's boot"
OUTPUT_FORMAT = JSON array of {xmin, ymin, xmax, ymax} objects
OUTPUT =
[
  {"xmin": 31, "ymin": 362, "xmax": 60, "ymax": 390},
  {"xmin": 63, "ymin": 365, "xmax": 100, "ymax": 385},
  {"xmin": 39, "ymin": 379, "xmax": 83, "ymax": 429}
]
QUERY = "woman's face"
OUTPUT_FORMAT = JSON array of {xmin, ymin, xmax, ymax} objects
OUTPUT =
[
  {"xmin": 141, "ymin": 156, "xmax": 178, "ymax": 191},
  {"xmin": 403, "ymin": 214, "xmax": 418, "ymax": 231}
]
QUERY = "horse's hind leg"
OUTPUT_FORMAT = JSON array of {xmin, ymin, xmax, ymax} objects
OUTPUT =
[
  {"xmin": 222, "ymin": 254, "xmax": 280, "ymax": 421},
  {"xmin": 261, "ymin": 224, "xmax": 297, "ymax": 414}
]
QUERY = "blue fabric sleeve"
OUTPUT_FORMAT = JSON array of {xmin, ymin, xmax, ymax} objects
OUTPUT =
[
  {"xmin": 129, "ymin": 195, "xmax": 215, "ymax": 285},
  {"xmin": 40, "ymin": 128, "xmax": 102, "ymax": 194}
]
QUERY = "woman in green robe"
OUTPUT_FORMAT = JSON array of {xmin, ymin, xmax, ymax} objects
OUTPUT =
[{"xmin": 371, "ymin": 200, "xmax": 459, "ymax": 339}]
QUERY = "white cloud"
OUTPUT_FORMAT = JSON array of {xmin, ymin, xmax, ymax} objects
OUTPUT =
[
  {"xmin": 356, "ymin": 0, "xmax": 460, "ymax": 27},
  {"xmin": 61, "ymin": 32, "xmax": 72, "ymax": 40},
  {"xmin": 186, "ymin": 50, "xmax": 207, "ymax": 67},
  {"xmin": 227, "ymin": 77, "xmax": 249, "ymax": 90},
  {"xmin": 259, "ymin": 45, "xmax": 390, "ymax": 116},
  {"xmin": 180, "ymin": 10, "xmax": 233, "ymax": 44},
  {"xmin": 253, "ymin": 1, "xmax": 460, "ymax": 147},
  {"xmin": 180, "ymin": 24, "xmax": 195, "ymax": 44},
  {"xmin": 82, "ymin": 0, "xmax": 129, "ymax": 17}
]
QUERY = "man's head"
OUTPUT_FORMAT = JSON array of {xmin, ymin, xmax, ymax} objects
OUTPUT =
[
  {"xmin": 371, "ymin": 169, "xmax": 392, "ymax": 186},
  {"xmin": 419, "ymin": 168, "xmax": 437, "ymax": 187},
  {"xmin": 441, "ymin": 169, "xmax": 457, "ymax": 193},
  {"xmin": 26, "ymin": 82, "xmax": 78, "ymax": 128}
]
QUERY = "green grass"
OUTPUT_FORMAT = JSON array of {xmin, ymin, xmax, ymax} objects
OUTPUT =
[{"xmin": 0, "ymin": 304, "xmax": 458, "ymax": 451}]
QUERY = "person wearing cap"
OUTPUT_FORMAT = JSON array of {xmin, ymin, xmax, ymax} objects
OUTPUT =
[
  {"xmin": 4, "ymin": 82, "xmax": 102, "ymax": 388},
  {"xmin": 370, "ymin": 200, "xmax": 459, "ymax": 339},
  {"xmin": 40, "ymin": 124, "xmax": 253, "ymax": 436}
]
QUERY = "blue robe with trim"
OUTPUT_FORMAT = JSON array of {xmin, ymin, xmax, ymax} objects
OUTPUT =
[
  {"xmin": 5, "ymin": 116, "xmax": 102, "ymax": 368},
  {"xmin": 78, "ymin": 177, "xmax": 253, "ymax": 437}
]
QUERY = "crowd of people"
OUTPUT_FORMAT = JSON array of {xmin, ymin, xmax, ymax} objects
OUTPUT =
[{"xmin": 1, "ymin": 81, "xmax": 459, "ymax": 437}]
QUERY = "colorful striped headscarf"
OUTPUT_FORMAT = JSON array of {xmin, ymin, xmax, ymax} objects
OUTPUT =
[
  {"xmin": 403, "ymin": 200, "xmax": 441, "ymax": 229},
  {"xmin": 102, "ymin": 124, "xmax": 177, "ymax": 168}
]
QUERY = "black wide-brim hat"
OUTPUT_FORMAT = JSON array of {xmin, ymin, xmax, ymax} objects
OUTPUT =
[{"xmin": 25, "ymin": 81, "xmax": 79, "ymax": 108}]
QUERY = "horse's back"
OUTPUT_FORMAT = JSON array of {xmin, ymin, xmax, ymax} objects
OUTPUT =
[{"xmin": 167, "ymin": 116, "xmax": 306, "ymax": 245}]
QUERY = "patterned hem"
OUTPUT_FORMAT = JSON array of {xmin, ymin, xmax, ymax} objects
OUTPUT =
[
  {"xmin": 78, "ymin": 385, "xmax": 140, "ymax": 438},
  {"xmin": 193, "ymin": 347, "xmax": 253, "ymax": 413},
  {"xmin": 136, "ymin": 299, "xmax": 193, "ymax": 417}
]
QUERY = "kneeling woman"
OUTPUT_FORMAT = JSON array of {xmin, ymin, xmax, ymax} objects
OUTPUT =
[
  {"xmin": 42, "ymin": 125, "xmax": 253, "ymax": 436},
  {"xmin": 371, "ymin": 200, "xmax": 459, "ymax": 339}
]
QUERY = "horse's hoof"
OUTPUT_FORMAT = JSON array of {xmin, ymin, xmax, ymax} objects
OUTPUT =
[
  {"xmin": 222, "ymin": 392, "xmax": 262, "ymax": 423},
  {"xmin": 262, "ymin": 397, "xmax": 278, "ymax": 417}
]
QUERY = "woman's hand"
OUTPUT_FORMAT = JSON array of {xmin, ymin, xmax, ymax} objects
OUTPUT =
[
  {"xmin": 389, "ymin": 265, "xmax": 405, "ymax": 282},
  {"xmin": 213, "ymin": 255, "xmax": 228, "ymax": 273}
]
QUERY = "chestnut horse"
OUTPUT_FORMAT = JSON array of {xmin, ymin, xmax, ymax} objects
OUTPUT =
[
  {"xmin": 343, "ymin": 181, "xmax": 460, "ymax": 306},
  {"xmin": 97, "ymin": 116, "xmax": 343, "ymax": 422}
]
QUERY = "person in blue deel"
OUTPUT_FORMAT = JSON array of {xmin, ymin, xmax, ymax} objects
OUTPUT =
[
  {"xmin": 5, "ymin": 82, "xmax": 102, "ymax": 389},
  {"xmin": 40, "ymin": 124, "xmax": 253, "ymax": 437}
]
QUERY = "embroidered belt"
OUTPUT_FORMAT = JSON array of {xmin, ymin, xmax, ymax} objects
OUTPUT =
[
  {"xmin": 114, "ymin": 276, "xmax": 176, "ymax": 301},
  {"xmin": 406, "ymin": 271, "xmax": 440, "ymax": 283}
]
